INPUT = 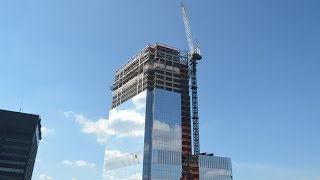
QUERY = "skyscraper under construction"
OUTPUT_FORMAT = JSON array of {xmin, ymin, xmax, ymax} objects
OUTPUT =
[{"xmin": 103, "ymin": 43, "xmax": 232, "ymax": 180}]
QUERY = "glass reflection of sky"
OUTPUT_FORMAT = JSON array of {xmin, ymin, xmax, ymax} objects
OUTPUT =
[
  {"xmin": 103, "ymin": 89, "xmax": 183, "ymax": 180},
  {"xmin": 199, "ymin": 155, "xmax": 233, "ymax": 180},
  {"xmin": 150, "ymin": 89, "xmax": 182, "ymax": 180},
  {"xmin": 103, "ymin": 91, "xmax": 147, "ymax": 180}
]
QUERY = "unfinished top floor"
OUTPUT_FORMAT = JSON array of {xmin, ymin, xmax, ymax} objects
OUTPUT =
[{"xmin": 110, "ymin": 43, "xmax": 189, "ymax": 108}]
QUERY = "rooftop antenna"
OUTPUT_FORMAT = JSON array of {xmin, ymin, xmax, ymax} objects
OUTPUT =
[{"xmin": 19, "ymin": 102, "xmax": 23, "ymax": 112}]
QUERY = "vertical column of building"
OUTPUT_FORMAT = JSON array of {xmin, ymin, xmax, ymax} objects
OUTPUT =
[
  {"xmin": 180, "ymin": 53, "xmax": 199, "ymax": 180},
  {"xmin": 143, "ymin": 46, "xmax": 156, "ymax": 91},
  {"xmin": 180, "ymin": 58, "xmax": 192, "ymax": 179},
  {"xmin": 149, "ymin": 44, "xmax": 183, "ymax": 180},
  {"xmin": 142, "ymin": 46, "xmax": 155, "ymax": 180}
]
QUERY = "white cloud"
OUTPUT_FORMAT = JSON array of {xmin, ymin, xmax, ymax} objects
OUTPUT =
[
  {"xmin": 71, "ymin": 177, "xmax": 77, "ymax": 180},
  {"xmin": 39, "ymin": 174, "xmax": 54, "ymax": 180},
  {"xmin": 64, "ymin": 91, "xmax": 147, "ymax": 144},
  {"xmin": 64, "ymin": 108, "xmax": 145, "ymax": 144},
  {"xmin": 102, "ymin": 174, "xmax": 117, "ymax": 180},
  {"xmin": 75, "ymin": 160, "xmax": 96, "ymax": 168},
  {"xmin": 153, "ymin": 120, "xmax": 181, "ymax": 151},
  {"xmin": 62, "ymin": 160, "xmax": 73, "ymax": 166},
  {"xmin": 62, "ymin": 160, "xmax": 96, "ymax": 168},
  {"xmin": 103, "ymin": 170, "xmax": 142, "ymax": 180},
  {"xmin": 153, "ymin": 120, "xmax": 171, "ymax": 132},
  {"xmin": 132, "ymin": 91, "xmax": 146, "ymax": 110},
  {"xmin": 128, "ymin": 173, "xmax": 142, "ymax": 180},
  {"xmin": 104, "ymin": 150, "xmax": 127, "ymax": 159},
  {"xmin": 41, "ymin": 127, "xmax": 55, "ymax": 137}
]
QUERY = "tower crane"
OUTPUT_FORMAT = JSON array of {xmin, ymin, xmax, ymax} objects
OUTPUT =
[{"xmin": 181, "ymin": 3, "xmax": 202, "ymax": 156}]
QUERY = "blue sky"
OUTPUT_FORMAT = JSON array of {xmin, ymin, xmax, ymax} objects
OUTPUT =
[{"xmin": 1, "ymin": 0, "xmax": 319, "ymax": 179}]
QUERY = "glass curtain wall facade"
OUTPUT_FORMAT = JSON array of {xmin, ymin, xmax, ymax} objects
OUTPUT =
[
  {"xmin": 103, "ymin": 91, "xmax": 147, "ymax": 179},
  {"xmin": 199, "ymin": 154, "xmax": 233, "ymax": 180},
  {"xmin": 148, "ymin": 89, "xmax": 182, "ymax": 179},
  {"xmin": 103, "ymin": 44, "xmax": 186, "ymax": 179},
  {"xmin": 103, "ymin": 89, "xmax": 182, "ymax": 180}
]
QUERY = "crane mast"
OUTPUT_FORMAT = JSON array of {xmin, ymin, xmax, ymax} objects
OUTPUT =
[{"xmin": 181, "ymin": 3, "xmax": 202, "ymax": 156}]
